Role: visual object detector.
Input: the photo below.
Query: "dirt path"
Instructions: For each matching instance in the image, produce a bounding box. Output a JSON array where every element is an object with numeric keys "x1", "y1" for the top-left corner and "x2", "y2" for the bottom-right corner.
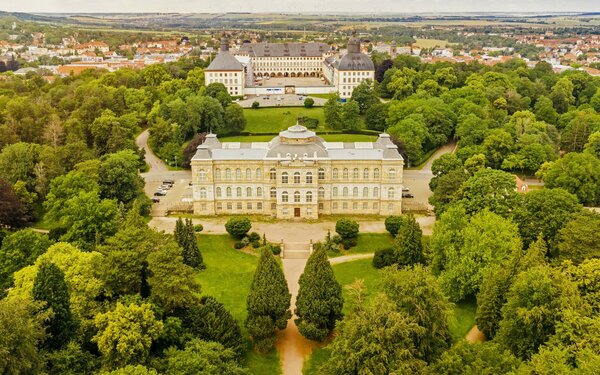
[{"x1": 465, "y1": 325, "x2": 486, "y2": 343}]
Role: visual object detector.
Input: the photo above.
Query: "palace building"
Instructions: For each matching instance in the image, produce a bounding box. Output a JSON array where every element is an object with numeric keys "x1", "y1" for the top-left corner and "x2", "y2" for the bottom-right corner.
[{"x1": 190, "y1": 124, "x2": 404, "y2": 219}]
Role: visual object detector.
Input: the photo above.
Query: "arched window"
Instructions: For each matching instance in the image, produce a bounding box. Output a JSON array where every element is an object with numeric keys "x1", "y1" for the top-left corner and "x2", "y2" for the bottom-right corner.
[
  {"x1": 388, "y1": 188, "x2": 395, "y2": 199},
  {"x1": 373, "y1": 168, "x2": 380, "y2": 179},
  {"x1": 246, "y1": 187, "x2": 252, "y2": 197},
  {"x1": 200, "y1": 188, "x2": 207, "y2": 199},
  {"x1": 343, "y1": 168, "x2": 349, "y2": 180},
  {"x1": 270, "y1": 168, "x2": 276, "y2": 180},
  {"x1": 318, "y1": 168, "x2": 325, "y2": 180},
  {"x1": 226, "y1": 168, "x2": 232, "y2": 180},
  {"x1": 343, "y1": 187, "x2": 349, "y2": 197},
  {"x1": 282, "y1": 191, "x2": 289, "y2": 202},
  {"x1": 373, "y1": 187, "x2": 379, "y2": 197},
  {"x1": 306, "y1": 191, "x2": 313, "y2": 203},
  {"x1": 332, "y1": 168, "x2": 339, "y2": 179},
  {"x1": 215, "y1": 169, "x2": 221, "y2": 179},
  {"x1": 226, "y1": 187, "x2": 232, "y2": 197},
  {"x1": 318, "y1": 187, "x2": 325, "y2": 198},
  {"x1": 256, "y1": 168, "x2": 262, "y2": 180},
  {"x1": 236, "y1": 187, "x2": 242, "y2": 197},
  {"x1": 216, "y1": 187, "x2": 222, "y2": 198},
  {"x1": 389, "y1": 169, "x2": 396, "y2": 180},
  {"x1": 270, "y1": 187, "x2": 276, "y2": 198},
  {"x1": 363, "y1": 168, "x2": 369, "y2": 179},
  {"x1": 353, "y1": 187, "x2": 359, "y2": 197},
  {"x1": 363, "y1": 187, "x2": 369, "y2": 197},
  {"x1": 282, "y1": 172, "x2": 288, "y2": 184},
  {"x1": 294, "y1": 172, "x2": 301, "y2": 184},
  {"x1": 257, "y1": 187, "x2": 263, "y2": 197},
  {"x1": 246, "y1": 168, "x2": 252, "y2": 180},
  {"x1": 353, "y1": 168, "x2": 359, "y2": 179},
  {"x1": 294, "y1": 191, "x2": 301, "y2": 203},
  {"x1": 306, "y1": 172, "x2": 313, "y2": 184},
  {"x1": 199, "y1": 169, "x2": 206, "y2": 181},
  {"x1": 236, "y1": 169, "x2": 241, "y2": 180},
  {"x1": 333, "y1": 187, "x2": 338, "y2": 197}
]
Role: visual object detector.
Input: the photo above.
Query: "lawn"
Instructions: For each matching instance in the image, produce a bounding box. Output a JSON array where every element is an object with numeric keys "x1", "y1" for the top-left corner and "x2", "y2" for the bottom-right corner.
[
  {"x1": 449, "y1": 299, "x2": 477, "y2": 341},
  {"x1": 329, "y1": 233, "x2": 394, "y2": 257},
  {"x1": 195, "y1": 234, "x2": 281, "y2": 374},
  {"x1": 332, "y1": 258, "x2": 384, "y2": 315},
  {"x1": 244, "y1": 107, "x2": 327, "y2": 133},
  {"x1": 308, "y1": 93, "x2": 335, "y2": 100}
]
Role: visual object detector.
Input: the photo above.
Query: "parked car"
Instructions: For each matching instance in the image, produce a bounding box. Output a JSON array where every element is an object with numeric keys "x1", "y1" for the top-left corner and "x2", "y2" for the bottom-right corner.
[
  {"x1": 160, "y1": 184, "x2": 171, "y2": 190},
  {"x1": 402, "y1": 192, "x2": 414, "y2": 198},
  {"x1": 162, "y1": 179, "x2": 174, "y2": 185},
  {"x1": 154, "y1": 190, "x2": 167, "y2": 196},
  {"x1": 151, "y1": 197, "x2": 160, "y2": 203},
  {"x1": 402, "y1": 187, "x2": 410, "y2": 192}
]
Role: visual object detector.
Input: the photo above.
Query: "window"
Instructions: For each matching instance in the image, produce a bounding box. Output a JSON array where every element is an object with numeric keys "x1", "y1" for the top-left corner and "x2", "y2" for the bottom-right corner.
[
  {"x1": 200, "y1": 188, "x2": 207, "y2": 199},
  {"x1": 257, "y1": 187, "x2": 263, "y2": 197},
  {"x1": 363, "y1": 187, "x2": 368, "y2": 197},
  {"x1": 388, "y1": 188, "x2": 395, "y2": 199},
  {"x1": 333, "y1": 187, "x2": 338, "y2": 197},
  {"x1": 307, "y1": 207, "x2": 313, "y2": 215},
  {"x1": 215, "y1": 169, "x2": 221, "y2": 179},
  {"x1": 282, "y1": 191, "x2": 288, "y2": 202},
  {"x1": 318, "y1": 187, "x2": 325, "y2": 198},
  {"x1": 236, "y1": 187, "x2": 242, "y2": 197},
  {"x1": 270, "y1": 187, "x2": 277, "y2": 198},
  {"x1": 343, "y1": 168, "x2": 349, "y2": 180},
  {"x1": 226, "y1": 168, "x2": 231, "y2": 179},
  {"x1": 374, "y1": 202, "x2": 379, "y2": 209},
  {"x1": 246, "y1": 168, "x2": 252, "y2": 180},
  {"x1": 374, "y1": 187, "x2": 379, "y2": 197},
  {"x1": 318, "y1": 168, "x2": 325, "y2": 180},
  {"x1": 374, "y1": 168, "x2": 380, "y2": 179},
  {"x1": 294, "y1": 191, "x2": 301, "y2": 203},
  {"x1": 270, "y1": 168, "x2": 276, "y2": 180},
  {"x1": 199, "y1": 169, "x2": 206, "y2": 181},
  {"x1": 246, "y1": 187, "x2": 252, "y2": 197},
  {"x1": 216, "y1": 202, "x2": 222, "y2": 210},
  {"x1": 333, "y1": 202, "x2": 338, "y2": 209},
  {"x1": 257, "y1": 202, "x2": 263, "y2": 210},
  {"x1": 236, "y1": 169, "x2": 241, "y2": 180},
  {"x1": 353, "y1": 202, "x2": 358, "y2": 210},
  {"x1": 256, "y1": 168, "x2": 262, "y2": 180},
  {"x1": 282, "y1": 172, "x2": 288, "y2": 184},
  {"x1": 306, "y1": 191, "x2": 313, "y2": 203},
  {"x1": 271, "y1": 203, "x2": 276, "y2": 210},
  {"x1": 343, "y1": 202, "x2": 348, "y2": 209},
  {"x1": 363, "y1": 202, "x2": 368, "y2": 209},
  {"x1": 389, "y1": 169, "x2": 396, "y2": 180},
  {"x1": 226, "y1": 187, "x2": 232, "y2": 197},
  {"x1": 247, "y1": 202, "x2": 252, "y2": 210},
  {"x1": 227, "y1": 202, "x2": 232, "y2": 210},
  {"x1": 216, "y1": 187, "x2": 222, "y2": 198},
  {"x1": 319, "y1": 203, "x2": 324, "y2": 210},
  {"x1": 343, "y1": 187, "x2": 349, "y2": 197},
  {"x1": 294, "y1": 172, "x2": 301, "y2": 184},
  {"x1": 332, "y1": 168, "x2": 338, "y2": 179},
  {"x1": 283, "y1": 208, "x2": 288, "y2": 215},
  {"x1": 306, "y1": 172, "x2": 313, "y2": 184},
  {"x1": 353, "y1": 168, "x2": 359, "y2": 179},
  {"x1": 353, "y1": 187, "x2": 359, "y2": 197},
  {"x1": 237, "y1": 202, "x2": 242, "y2": 210},
  {"x1": 363, "y1": 168, "x2": 369, "y2": 179}
]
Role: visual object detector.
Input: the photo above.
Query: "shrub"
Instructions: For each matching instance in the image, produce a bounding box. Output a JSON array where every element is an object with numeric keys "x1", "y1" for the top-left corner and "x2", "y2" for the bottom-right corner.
[
  {"x1": 194, "y1": 224, "x2": 203, "y2": 232},
  {"x1": 304, "y1": 97, "x2": 315, "y2": 108},
  {"x1": 241, "y1": 237, "x2": 250, "y2": 247},
  {"x1": 385, "y1": 215, "x2": 404, "y2": 237},
  {"x1": 248, "y1": 232, "x2": 261, "y2": 242},
  {"x1": 299, "y1": 116, "x2": 319, "y2": 129},
  {"x1": 251, "y1": 241, "x2": 261, "y2": 249},
  {"x1": 335, "y1": 218, "x2": 359, "y2": 239},
  {"x1": 225, "y1": 217, "x2": 252, "y2": 239},
  {"x1": 251, "y1": 101, "x2": 260, "y2": 109},
  {"x1": 373, "y1": 248, "x2": 396, "y2": 269},
  {"x1": 233, "y1": 242, "x2": 245, "y2": 250},
  {"x1": 271, "y1": 245, "x2": 281, "y2": 256},
  {"x1": 341, "y1": 237, "x2": 358, "y2": 250}
]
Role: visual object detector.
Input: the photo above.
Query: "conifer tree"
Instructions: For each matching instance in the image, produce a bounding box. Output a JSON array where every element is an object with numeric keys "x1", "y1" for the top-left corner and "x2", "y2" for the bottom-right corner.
[
  {"x1": 295, "y1": 246, "x2": 343, "y2": 341},
  {"x1": 245, "y1": 248, "x2": 291, "y2": 352},
  {"x1": 182, "y1": 219, "x2": 204, "y2": 269},
  {"x1": 394, "y1": 214, "x2": 424, "y2": 267},
  {"x1": 174, "y1": 217, "x2": 185, "y2": 246},
  {"x1": 32, "y1": 261, "x2": 76, "y2": 350}
]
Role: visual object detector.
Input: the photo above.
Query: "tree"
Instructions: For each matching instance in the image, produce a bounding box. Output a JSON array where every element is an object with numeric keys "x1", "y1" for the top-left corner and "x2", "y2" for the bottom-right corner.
[
  {"x1": 98, "y1": 150, "x2": 144, "y2": 205},
  {"x1": 341, "y1": 100, "x2": 361, "y2": 130},
  {"x1": 175, "y1": 219, "x2": 204, "y2": 269},
  {"x1": 350, "y1": 80, "x2": 378, "y2": 114},
  {"x1": 496, "y1": 266, "x2": 581, "y2": 359},
  {"x1": 385, "y1": 215, "x2": 404, "y2": 236},
  {"x1": 481, "y1": 129, "x2": 514, "y2": 168},
  {"x1": 429, "y1": 170, "x2": 469, "y2": 215},
  {"x1": 561, "y1": 111, "x2": 600, "y2": 153},
  {"x1": 585, "y1": 131, "x2": 600, "y2": 159},
  {"x1": 455, "y1": 168, "x2": 518, "y2": 218},
  {"x1": 295, "y1": 246, "x2": 343, "y2": 341},
  {"x1": 563, "y1": 258, "x2": 600, "y2": 314},
  {"x1": 0, "y1": 229, "x2": 51, "y2": 291},
  {"x1": 0, "y1": 297, "x2": 46, "y2": 374},
  {"x1": 205, "y1": 82, "x2": 232, "y2": 107},
  {"x1": 364, "y1": 102, "x2": 389, "y2": 131},
  {"x1": 393, "y1": 214, "x2": 424, "y2": 267},
  {"x1": 549, "y1": 77, "x2": 575, "y2": 113},
  {"x1": 47, "y1": 341, "x2": 98, "y2": 375},
  {"x1": 0, "y1": 142, "x2": 41, "y2": 190},
  {"x1": 383, "y1": 266, "x2": 453, "y2": 362},
  {"x1": 323, "y1": 94, "x2": 342, "y2": 130},
  {"x1": 335, "y1": 218, "x2": 359, "y2": 239},
  {"x1": 93, "y1": 302, "x2": 163, "y2": 369},
  {"x1": 164, "y1": 339, "x2": 247, "y2": 375},
  {"x1": 225, "y1": 217, "x2": 251, "y2": 239},
  {"x1": 534, "y1": 95, "x2": 558, "y2": 124},
  {"x1": 251, "y1": 101, "x2": 259, "y2": 109},
  {"x1": 557, "y1": 210, "x2": 600, "y2": 264},
  {"x1": 537, "y1": 152, "x2": 600, "y2": 206},
  {"x1": 430, "y1": 341, "x2": 520, "y2": 375},
  {"x1": 0, "y1": 179, "x2": 27, "y2": 228},
  {"x1": 430, "y1": 153, "x2": 463, "y2": 191},
  {"x1": 224, "y1": 103, "x2": 246, "y2": 133},
  {"x1": 103, "y1": 365, "x2": 158, "y2": 375},
  {"x1": 245, "y1": 248, "x2": 291, "y2": 352},
  {"x1": 303, "y1": 97, "x2": 314, "y2": 108},
  {"x1": 182, "y1": 133, "x2": 207, "y2": 168},
  {"x1": 32, "y1": 261, "x2": 76, "y2": 350}
]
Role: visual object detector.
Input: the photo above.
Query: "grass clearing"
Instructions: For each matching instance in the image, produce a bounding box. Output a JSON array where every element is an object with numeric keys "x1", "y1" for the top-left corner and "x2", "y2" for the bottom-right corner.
[
  {"x1": 329, "y1": 233, "x2": 394, "y2": 258},
  {"x1": 195, "y1": 234, "x2": 281, "y2": 374},
  {"x1": 303, "y1": 347, "x2": 332, "y2": 374},
  {"x1": 332, "y1": 258, "x2": 384, "y2": 315},
  {"x1": 449, "y1": 299, "x2": 477, "y2": 341},
  {"x1": 244, "y1": 107, "x2": 327, "y2": 133}
]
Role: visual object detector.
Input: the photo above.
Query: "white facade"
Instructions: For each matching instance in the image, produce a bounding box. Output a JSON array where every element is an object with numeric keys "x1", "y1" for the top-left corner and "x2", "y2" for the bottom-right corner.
[{"x1": 205, "y1": 70, "x2": 245, "y2": 97}]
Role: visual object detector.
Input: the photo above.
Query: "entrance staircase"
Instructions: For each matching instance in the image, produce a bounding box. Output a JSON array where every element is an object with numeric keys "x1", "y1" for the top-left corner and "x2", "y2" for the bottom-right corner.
[{"x1": 281, "y1": 242, "x2": 312, "y2": 259}]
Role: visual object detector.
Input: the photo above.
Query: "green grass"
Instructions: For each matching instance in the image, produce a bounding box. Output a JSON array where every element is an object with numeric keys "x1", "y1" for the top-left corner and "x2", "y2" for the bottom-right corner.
[
  {"x1": 308, "y1": 93, "x2": 335, "y2": 99},
  {"x1": 449, "y1": 299, "x2": 477, "y2": 341},
  {"x1": 220, "y1": 133, "x2": 377, "y2": 143},
  {"x1": 329, "y1": 233, "x2": 394, "y2": 257},
  {"x1": 303, "y1": 347, "x2": 332, "y2": 374},
  {"x1": 195, "y1": 234, "x2": 281, "y2": 374},
  {"x1": 332, "y1": 259, "x2": 384, "y2": 315},
  {"x1": 244, "y1": 107, "x2": 327, "y2": 133}
]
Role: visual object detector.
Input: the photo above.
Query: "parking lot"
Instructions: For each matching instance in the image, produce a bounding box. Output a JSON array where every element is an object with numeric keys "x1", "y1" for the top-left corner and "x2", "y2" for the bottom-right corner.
[{"x1": 237, "y1": 93, "x2": 328, "y2": 108}]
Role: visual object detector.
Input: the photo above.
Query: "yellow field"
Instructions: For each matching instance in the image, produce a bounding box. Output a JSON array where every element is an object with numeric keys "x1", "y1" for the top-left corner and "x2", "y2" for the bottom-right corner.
[{"x1": 414, "y1": 38, "x2": 450, "y2": 48}]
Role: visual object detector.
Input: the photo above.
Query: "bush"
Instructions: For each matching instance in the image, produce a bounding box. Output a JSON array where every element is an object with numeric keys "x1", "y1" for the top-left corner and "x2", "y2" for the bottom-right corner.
[
  {"x1": 332, "y1": 234, "x2": 342, "y2": 244},
  {"x1": 225, "y1": 217, "x2": 252, "y2": 239},
  {"x1": 299, "y1": 116, "x2": 319, "y2": 129},
  {"x1": 233, "y1": 242, "x2": 245, "y2": 250},
  {"x1": 373, "y1": 248, "x2": 396, "y2": 269},
  {"x1": 241, "y1": 237, "x2": 250, "y2": 247},
  {"x1": 248, "y1": 232, "x2": 261, "y2": 242},
  {"x1": 251, "y1": 241, "x2": 261, "y2": 249},
  {"x1": 385, "y1": 216, "x2": 404, "y2": 237},
  {"x1": 335, "y1": 218, "x2": 359, "y2": 239},
  {"x1": 251, "y1": 101, "x2": 260, "y2": 109},
  {"x1": 271, "y1": 245, "x2": 281, "y2": 256},
  {"x1": 194, "y1": 224, "x2": 203, "y2": 232},
  {"x1": 304, "y1": 97, "x2": 315, "y2": 108},
  {"x1": 341, "y1": 237, "x2": 358, "y2": 250}
]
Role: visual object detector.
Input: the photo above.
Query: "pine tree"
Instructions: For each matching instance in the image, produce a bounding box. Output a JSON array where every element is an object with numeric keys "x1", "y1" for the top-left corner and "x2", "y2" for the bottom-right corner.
[
  {"x1": 295, "y1": 246, "x2": 344, "y2": 341},
  {"x1": 181, "y1": 219, "x2": 204, "y2": 269},
  {"x1": 394, "y1": 214, "x2": 424, "y2": 267},
  {"x1": 245, "y1": 247, "x2": 291, "y2": 352},
  {"x1": 32, "y1": 262, "x2": 76, "y2": 350},
  {"x1": 174, "y1": 217, "x2": 185, "y2": 246}
]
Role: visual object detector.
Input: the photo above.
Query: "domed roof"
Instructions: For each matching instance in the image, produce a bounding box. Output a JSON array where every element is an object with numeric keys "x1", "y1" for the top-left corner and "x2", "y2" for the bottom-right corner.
[
  {"x1": 338, "y1": 32, "x2": 374, "y2": 71},
  {"x1": 278, "y1": 124, "x2": 316, "y2": 139}
]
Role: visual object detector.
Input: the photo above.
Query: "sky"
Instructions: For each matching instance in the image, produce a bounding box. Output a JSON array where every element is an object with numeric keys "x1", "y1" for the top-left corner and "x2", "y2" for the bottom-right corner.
[{"x1": 2, "y1": 1, "x2": 599, "y2": 14}]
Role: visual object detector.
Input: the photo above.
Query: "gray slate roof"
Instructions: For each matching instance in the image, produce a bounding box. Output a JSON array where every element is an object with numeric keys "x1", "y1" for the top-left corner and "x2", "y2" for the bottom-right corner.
[
  {"x1": 236, "y1": 42, "x2": 330, "y2": 57},
  {"x1": 206, "y1": 51, "x2": 244, "y2": 71}
]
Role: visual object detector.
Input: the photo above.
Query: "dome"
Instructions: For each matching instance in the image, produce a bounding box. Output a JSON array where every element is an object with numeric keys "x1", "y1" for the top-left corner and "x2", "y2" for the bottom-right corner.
[
  {"x1": 278, "y1": 124, "x2": 316, "y2": 139},
  {"x1": 338, "y1": 32, "x2": 375, "y2": 71}
]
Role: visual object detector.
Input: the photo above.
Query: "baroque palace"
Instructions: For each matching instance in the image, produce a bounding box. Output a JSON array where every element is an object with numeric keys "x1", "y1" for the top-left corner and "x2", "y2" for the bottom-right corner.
[
  {"x1": 204, "y1": 33, "x2": 375, "y2": 98},
  {"x1": 190, "y1": 124, "x2": 404, "y2": 219}
]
